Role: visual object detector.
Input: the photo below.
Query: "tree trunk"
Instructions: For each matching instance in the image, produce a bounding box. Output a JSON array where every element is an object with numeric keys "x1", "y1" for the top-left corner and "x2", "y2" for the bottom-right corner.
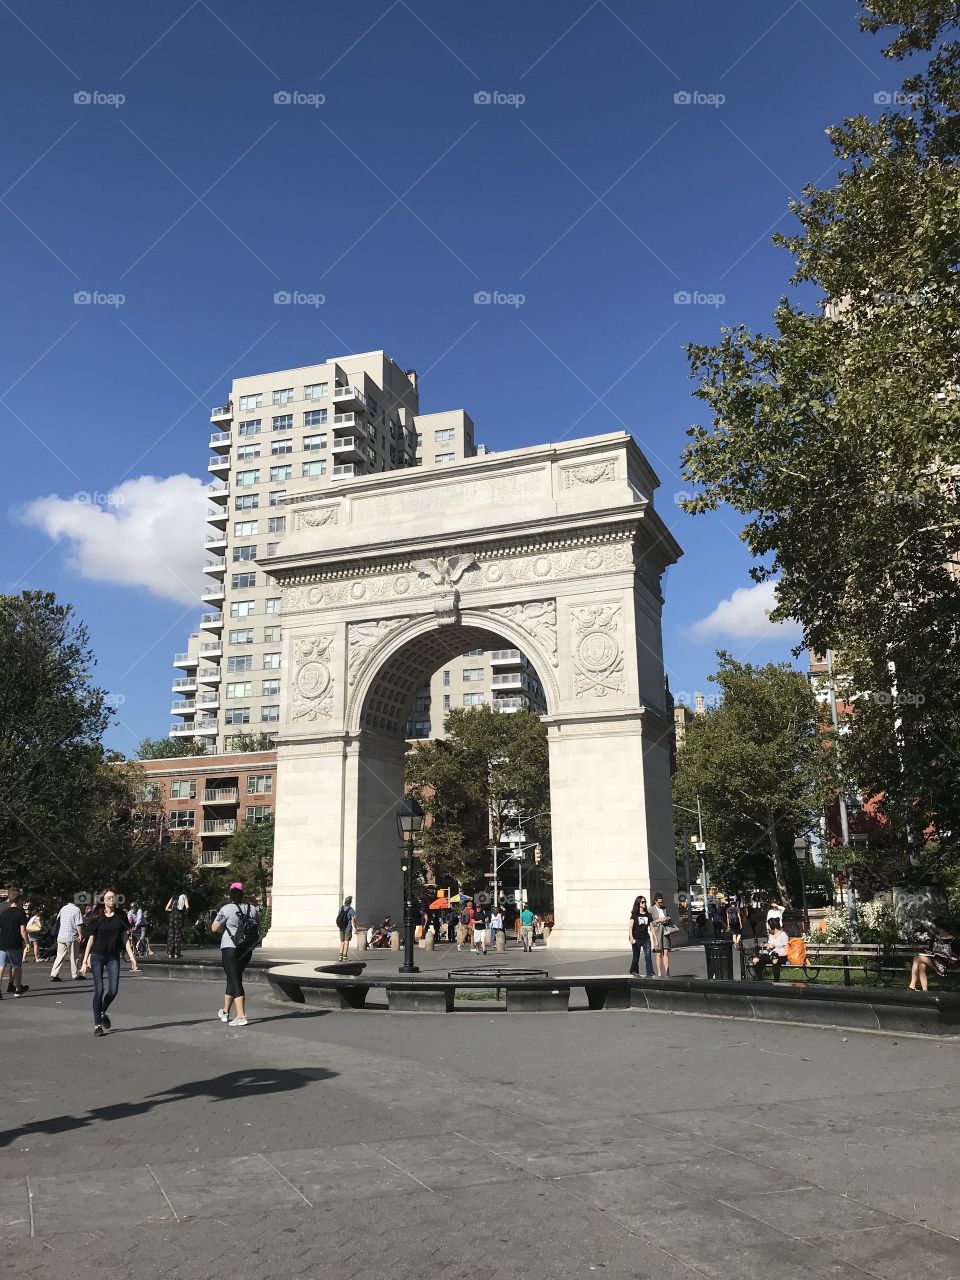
[{"x1": 766, "y1": 808, "x2": 789, "y2": 904}]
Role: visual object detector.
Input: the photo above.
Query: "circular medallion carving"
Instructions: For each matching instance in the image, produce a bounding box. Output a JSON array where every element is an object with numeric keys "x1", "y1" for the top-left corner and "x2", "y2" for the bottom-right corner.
[
  {"x1": 485, "y1": 564, "x2": 503, "y2": 583},
  {"x1": 394, "y1": 575, "x2": 410, "y2": 595},
  {"x1": 533, "y1": 556, "x2": 553, "y2": 578},
  {"x1": 583, "y1": 548, "x2": 604, "y2": 571},
  {"x1": 577, "y1": 631, "x2": 618, "y2": 673},
  {"x1": 350, "y1": 581, "x2": 367, "y2": 600},
  {"x1": 309, "y1": 586, "x2": 324, "y2": 604},
  {"x1": 295, "y1": 661, "x2": 330, "y2": 699}
]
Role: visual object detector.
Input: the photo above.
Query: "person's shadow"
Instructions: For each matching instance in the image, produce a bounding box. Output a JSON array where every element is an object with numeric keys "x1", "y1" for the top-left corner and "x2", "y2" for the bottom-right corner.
[{"x1": 0, "y1": 1067, "x2": 337, "y2": 1149}]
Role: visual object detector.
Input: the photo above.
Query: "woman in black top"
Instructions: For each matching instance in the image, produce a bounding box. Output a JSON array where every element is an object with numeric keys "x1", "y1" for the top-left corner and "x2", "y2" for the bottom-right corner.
[
  {"x1": 628, "y1": 895, "x2": 654, "y2": 977},
  {"x1": 80, "y1": 889, "x2": 139, "y2": 1036}
]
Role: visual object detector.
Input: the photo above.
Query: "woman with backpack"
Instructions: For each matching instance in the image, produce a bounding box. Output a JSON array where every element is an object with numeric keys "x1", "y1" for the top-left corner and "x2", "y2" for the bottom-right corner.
[
  {"x1": 336, "y1": 896, "x2": 356, "y2": 961},
  {"x1": 211, "y1": 882, "x2": 260, "y2": 1027},
  {"x1": 165, "y1": 887, "x2": 190, "y2": 959}
]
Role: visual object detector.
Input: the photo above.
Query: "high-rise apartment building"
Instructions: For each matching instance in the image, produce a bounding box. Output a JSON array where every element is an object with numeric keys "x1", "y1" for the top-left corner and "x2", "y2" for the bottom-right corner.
[{"x1": 170, "y1": 349, "x2": 543, "y2": 763}]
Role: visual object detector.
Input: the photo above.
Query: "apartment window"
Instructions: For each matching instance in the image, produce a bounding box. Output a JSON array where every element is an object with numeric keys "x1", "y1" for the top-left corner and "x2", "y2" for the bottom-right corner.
[
  {"x1": 266, "y1": 542, "x2": 279, "y2": 556},
  {"x1": 435, "y1": 452, "x2": 454, "y2": 464},
  {"x1": 408, "y1": 720, "x2": 431, "y2": 739},
  {"x1": 443, "y1": 694, "x2": 451, "y2": 711},
  {"x1": 269, "y1": 490, "x2": 286, "y2": 507},
  {"x1": 247, "y1": 774, "x2": 274, "y2": 794},
  {"x1": 434, "y1": 428, "x2": 454, "y2": 442},
  {"x1": 272, "y1": 414, "x2": 293, "y2": 432},
  {"x1": 169, "y1": 810, "x2": 195, "y2": 829},
  {"x1": 265, "y1": 597, "x2": 281, "y2": 614},
  {"x1": 270, "y1": 465, "x2": 292, "y2": 483},
  {"x1": 463, "y1": 668, "x2": 484, "y2": 681},
  {"x1": 236, "y1": 443, "x2": 260, "y2": 460},
  {"x1": 304, "y1": 382, "x2": 327, "y2": 400},
  {"x1": 463, "y1": 692, "x2": 485, "y2": 706},
  {"x1": 230, "y1": 600, "x2": 256, "y2": 618},
  {"x1": 271, "y1": 438, "x2": 293, "y2": 455},
  {"x1": 234, "y1": 494, "x2": 259, "y2": 511},
  {"x1": 227, "y1": 655, "x2": 253, "y2": 673},
  {"x1": 261, "y1": 704, "x2": 280, "y2": 723},
  {"x1": 231, "y1": 572, "x2": 256, "y2": 590},
  {"x1": 229, "y1": 627, "x2": 254, "y2": 645},
  {"x1": 238, "y1": 394, "x2": 262, "y2": 412},
  {"x1": 263, "y1": 652, "x2": 281, "y2": 669},
  {"x1": 233, "y1": 520, "x2": 258, "y2": 537},
  {"x1": 263, "y1": 625, "x2": 281, "y2": 642},
  {"x1": 415, "y1": 433, "x2": 423, "y2": 446},
  {"x1": 262, "y1": 678, "x2": 281, "y2": 697},
  {"x1": 267, "y1": 516, "x2": 286, "y2": 533},
  {"x1": 225, "y1": 708, "x2": 251, "y2": 726},
  {"x1": 304, "y1": 409, "x2": 329, "y2": 429},
  {"x1": 226, "y1": 681, "x2": 252, "y2": 698},
  {"x1": 233, "y1": 545, "x2": 257, "y2": 562},
  {"x1": 236, "y1": 469, "x2": 260, "y2": 487},
  {"x1": 272, "y1": 388, "x2": 294, "y2": 406},
  {"x1": 238, "y1": 419, "x2": 261, "y2": 436},
  {"x1": 442, "y1": 670, "x2": 450, "y2": 686},
  {"x1": 171, "y1": 780, "x2": 196, "y2": 800},
  {"x1": 302, "y1": 460, "x2": 326, "y2": 478},
  {"x1": 245, "y1": 804, "x2": 272, "y2": 822},
  {"x1": 303, "y1": 434, "x2": 326, "y2": 451},
  {"x1": 467, "y1": 649, "x2": 483, "y2": 656}
]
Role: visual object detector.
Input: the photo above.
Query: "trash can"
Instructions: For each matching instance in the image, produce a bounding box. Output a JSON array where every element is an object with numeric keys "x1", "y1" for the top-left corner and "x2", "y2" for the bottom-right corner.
[{"x1": 703, "y1": 937, "x2": 734, "y2": 980}]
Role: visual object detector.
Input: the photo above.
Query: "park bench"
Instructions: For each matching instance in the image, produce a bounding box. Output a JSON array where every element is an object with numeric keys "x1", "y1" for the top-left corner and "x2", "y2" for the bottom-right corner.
[{"x1": 743, "y1": 941, "x2": 960, "y2": 988}]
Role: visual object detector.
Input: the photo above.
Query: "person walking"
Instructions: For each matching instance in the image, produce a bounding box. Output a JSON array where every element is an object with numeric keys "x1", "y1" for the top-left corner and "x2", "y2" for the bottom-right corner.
[
  {"x1": 650, "y1": 892, "x2": 672, "y2": 977},
  {"x1": 336, "y1": 895, "x2": 356, "y2": 961},
  {"x1": 489, "y1": 906, "x2": 504, "y2": 949},
  {"x1": 628, "y1": 895, "x2": 654, "y2": 977},
  {"x1": 211, "y1": 882, "x2": 260, "y2": 1027},
  {"x1": 726, "y1": 899, "x2": 743, "y2": 950},
  {"x1": 80, "y1": 889, "x2": 139, "y2": 1035},
  {"x1": 472, "y1": 902, "x2": 488, "y2": 955},
  {"x1": 50, "y1": 897, "x2": 84, "y2": 982},
  {"x1": 519, "y1": 902, "x2": 536, "y2": 953},
  {"x1": 447, "y1": 908, "x2": 458, "y2": 945},
  {"x1": 24, "y1": 904, "x2": 43, "y2": 963},
  {"x1": 165, "y1": 888, "x2": 189, "y2": 959},
  {"x1": 0, "y1": 890, "x2": 29, "y2": 997},
  {"x1": 456, "y1": 904, "x2": 470, "y2": 951}
]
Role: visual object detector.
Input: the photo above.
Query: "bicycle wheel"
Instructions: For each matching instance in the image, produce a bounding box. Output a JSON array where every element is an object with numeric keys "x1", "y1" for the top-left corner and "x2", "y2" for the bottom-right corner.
[{"x1": 799, "y1": 964, "x2": 820, "y2": 982}]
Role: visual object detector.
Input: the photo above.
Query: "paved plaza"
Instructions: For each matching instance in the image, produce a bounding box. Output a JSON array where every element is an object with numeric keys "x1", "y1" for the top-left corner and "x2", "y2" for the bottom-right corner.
[{"x1": 4, "y1": 958, "x2": 960, "y2": 1280}]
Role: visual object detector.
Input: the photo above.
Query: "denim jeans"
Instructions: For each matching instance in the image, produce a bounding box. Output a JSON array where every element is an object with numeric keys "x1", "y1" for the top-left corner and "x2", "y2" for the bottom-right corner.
[
  {"x1": 631, "y1": 937, "x2": 653, "y2": 977},
  {"x1": 91, "y1": 954, "x2": 120, "y2": 1025}
]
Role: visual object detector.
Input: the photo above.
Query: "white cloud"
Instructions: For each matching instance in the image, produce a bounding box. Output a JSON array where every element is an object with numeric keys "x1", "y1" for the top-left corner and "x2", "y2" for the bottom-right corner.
[
  {"x1": 688, "y1": 580, "x2": 801, "y2": 641},
  {"x1": 21, "y1": 474, "x2": 208, "y2": 606}
]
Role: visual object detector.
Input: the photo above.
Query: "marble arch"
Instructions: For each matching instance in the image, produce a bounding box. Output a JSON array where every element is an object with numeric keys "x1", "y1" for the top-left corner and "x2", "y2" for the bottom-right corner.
[{"x1": 260, "y1": 432, "x2": 682, "y2": 951}]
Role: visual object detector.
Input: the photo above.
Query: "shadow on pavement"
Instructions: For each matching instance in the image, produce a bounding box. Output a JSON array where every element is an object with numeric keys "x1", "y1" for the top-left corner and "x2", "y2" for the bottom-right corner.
[{"x1": 0, "y1": 1066, "x2": 338, "y2": 1149}]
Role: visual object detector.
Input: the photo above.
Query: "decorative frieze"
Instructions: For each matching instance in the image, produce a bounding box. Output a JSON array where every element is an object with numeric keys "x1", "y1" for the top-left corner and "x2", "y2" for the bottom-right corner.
[
  {"x1": 295, "y1": 505, "x2": 339, "y2": 530},
  {"x1": 347, "y1": 617, "x2": 412, "y2": 686},
  {"x1": 292, "y1": 634, "x2": 335, "y2": 722},
  {"x1": 570, "y1": 603, "x2": 624, "y2": 698},
  {"x1": 489, "y1": 600, "x2": 558, "y2": 667},
  {"x1": 560, "y1": 459, "x2": 616, "y2": 488}
]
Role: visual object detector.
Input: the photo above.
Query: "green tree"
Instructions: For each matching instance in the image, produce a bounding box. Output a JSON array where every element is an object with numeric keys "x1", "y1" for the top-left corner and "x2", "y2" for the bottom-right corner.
[
  {"x1": 225, "y1": 816, "x2": 274, "y2": 905},
  {"x1": 673, "y1": 655, "x2": 832, "y2": 902},
  {"x1": 405, "y1": 706, "x2": 550, "y2": 893},
  {"x1": 137, "y1": 736, "x2": 208, "y2": 759},
  {"x1": 224, "y1": 733, "x2": 276, "y2": 754},
  {"x1": 680, "y1": 1, "x2": 960, "y2": 855}
]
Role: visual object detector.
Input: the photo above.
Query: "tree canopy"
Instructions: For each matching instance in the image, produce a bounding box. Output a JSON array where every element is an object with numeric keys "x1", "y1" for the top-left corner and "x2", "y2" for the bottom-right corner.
[{"x1": 137, "y1": 735, "x2": 208, "y2": 759}]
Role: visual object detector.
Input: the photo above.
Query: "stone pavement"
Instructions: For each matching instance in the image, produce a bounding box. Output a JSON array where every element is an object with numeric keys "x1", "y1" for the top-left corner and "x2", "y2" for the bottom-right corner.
[{"x1": 3, "y1": 960, "x2": 960, "y2": 1280}]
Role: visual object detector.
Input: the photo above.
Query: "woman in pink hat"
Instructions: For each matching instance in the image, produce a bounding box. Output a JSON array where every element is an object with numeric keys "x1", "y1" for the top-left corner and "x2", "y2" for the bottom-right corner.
[{"x1": 210, "y1": 882, "x2": 260, "y2": 1027}]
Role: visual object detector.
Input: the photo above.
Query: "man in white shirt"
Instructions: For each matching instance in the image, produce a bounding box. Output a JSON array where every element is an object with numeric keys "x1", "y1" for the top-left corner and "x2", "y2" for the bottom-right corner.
[{"x1": 50, "y1": 898, "x2": 84, "y2": 981}]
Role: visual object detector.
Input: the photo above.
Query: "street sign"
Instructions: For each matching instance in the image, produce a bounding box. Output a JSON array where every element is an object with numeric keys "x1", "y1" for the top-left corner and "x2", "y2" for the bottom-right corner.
[
  {"x1": 694, "y1": 841, "x2": 706, "y2": 852},
  {"x1": 483, "y1": 871, "x2": 495, "y2": 878}
]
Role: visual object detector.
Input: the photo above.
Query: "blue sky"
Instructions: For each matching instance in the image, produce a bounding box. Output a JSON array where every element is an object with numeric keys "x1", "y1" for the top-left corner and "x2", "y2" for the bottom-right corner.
[{"x1": 0, "y1": 1, "x2": 899, "y2": 753}]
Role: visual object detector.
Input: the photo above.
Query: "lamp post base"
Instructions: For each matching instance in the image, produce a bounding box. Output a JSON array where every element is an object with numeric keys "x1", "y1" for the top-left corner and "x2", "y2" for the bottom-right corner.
[{"x1": 399, "y1": 963, "x2": 420, "y2": 974}]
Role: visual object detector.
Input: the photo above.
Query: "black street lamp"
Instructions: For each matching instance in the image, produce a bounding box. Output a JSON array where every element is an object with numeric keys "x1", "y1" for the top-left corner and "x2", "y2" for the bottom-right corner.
[
  {"x1": 397, "y1": 797, "x2": 424, "y2": 975},
  {"x1": 793, "y1": 836, "x2": 810, "y2": 933}
]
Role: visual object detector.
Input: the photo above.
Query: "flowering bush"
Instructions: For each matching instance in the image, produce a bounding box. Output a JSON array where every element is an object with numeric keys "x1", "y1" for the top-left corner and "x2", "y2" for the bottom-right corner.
[
  {"x1": 858, "y1": 896, "x2": 900, "y2": 947},
  {"x1": 805, "y1": 908, "x2": 856, "y2": 947}
]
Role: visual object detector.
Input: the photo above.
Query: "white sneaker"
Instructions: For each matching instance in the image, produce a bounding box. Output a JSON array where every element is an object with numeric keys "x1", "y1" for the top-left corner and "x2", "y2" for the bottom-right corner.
[
  {"x1": 217, "y1": 1009, "x2": 228, "y2": 1022},
  {"x1": 229, "y1": 1016, "x2": 248, "y2": 1027}
]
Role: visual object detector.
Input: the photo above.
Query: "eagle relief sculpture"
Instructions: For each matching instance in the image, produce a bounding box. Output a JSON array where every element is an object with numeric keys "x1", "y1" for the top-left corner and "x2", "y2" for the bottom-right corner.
[{"x1": 413, "y1": 554, "x2": 478, "y2": 626}]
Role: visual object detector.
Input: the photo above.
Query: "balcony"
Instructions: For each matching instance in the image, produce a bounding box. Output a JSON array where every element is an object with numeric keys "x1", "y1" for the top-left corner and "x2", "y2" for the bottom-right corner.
[
  {"x1": 333, "y1": 463, "x2": 357, "y2": 478},
  {"x1": 204, "y1": 557, "x2": 226, "y2": 577},
  {"x1": 197, "y1": 692, "x2": 220, "y2": 710},
  {"x1": 332, "y1": 412, "x2": 361, "y2": 431},
  {"x1": 171, "y1": 699, "x2": 195, "y2": 715},
  {"x1": 206, "y1": 532, "x2": 226, "y2": 551},
  {"x1": 203, "y1": 788, "x2": 239, "y2": 804},
  {"x1": 200, "y1": 611, "x2": 223, "y2": 632},
  {"x1": 199, "y1": 641, "x2": 222, "y2": 658},
  {"x1": 172, "y1": 677, "x2": 197, "y2": 693},
  {"x1": 332, "y1": 385, "x2": 366, "y2": 410},
  {"x1": 197, "y1": 666, "x2": 221, "y2": 683},
  {"x1": 201, "y1": 585, "x2": 225, "y2": 603},
  {"x1": 201, "y1": 818, "x2": 237, "y2": 835},
  {"x1": 173, "y1": 651, "x2": 198, "y2": 670},
  {"x1": 490, "y1": 649, "x2": 525, "y2": 666},
  {"x1": 198, "y1": 849, "x2": 230, "y2": 868},
  {"x1": 207, "y1": 481, "x2": 229, "y2": 504},
  {"x1": 207, "y1": 507, "x2": 228, "y2": 529},
  {"x1": 332, "y1": 436, "x2": 364, "y2": 461},
  {"x1": 209, "y1": 430, "x2": 232, "y2": 451},
  {"x1": 492, "y1": 672, "x2": 526, "y2": 691},
  {"x1": 210, "y1": 403, "x2": 232, "y2": 424},
  {"x1": 208, "y1": 455, "x2": 230, "y2": 474},
  {"x1": 170, "y1": 718, "x2": 218, "y2": 736},
  {"x1": 493, "y1": 695, "x2": 530, "y2": 713}
]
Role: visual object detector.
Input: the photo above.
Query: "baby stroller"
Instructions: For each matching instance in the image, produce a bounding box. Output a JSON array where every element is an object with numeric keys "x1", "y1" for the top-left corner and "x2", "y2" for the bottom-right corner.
[{"x1": 37, "y1": 922, "x2": 58, "y2": 962}]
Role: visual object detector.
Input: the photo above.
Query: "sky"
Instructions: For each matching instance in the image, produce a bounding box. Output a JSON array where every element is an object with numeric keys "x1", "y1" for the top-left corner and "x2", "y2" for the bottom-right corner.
[{"x1": 0, "y1": 0, "x2": 903, "y2": 754}]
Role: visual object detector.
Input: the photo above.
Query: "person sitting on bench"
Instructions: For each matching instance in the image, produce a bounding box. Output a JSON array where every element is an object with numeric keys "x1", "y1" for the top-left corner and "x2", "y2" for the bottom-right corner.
[
  {"x1": 909, "y1": 918, "x2": 960, "y2": 992},
  {"x1": 750, "y1": 918, "x2": 790, "y2": 981}
]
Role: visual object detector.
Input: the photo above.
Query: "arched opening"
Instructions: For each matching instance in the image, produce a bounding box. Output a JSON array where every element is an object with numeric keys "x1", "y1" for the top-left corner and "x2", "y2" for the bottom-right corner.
[{"x1": 351, "y1": 618, "x2": 556, "y2": 939}]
